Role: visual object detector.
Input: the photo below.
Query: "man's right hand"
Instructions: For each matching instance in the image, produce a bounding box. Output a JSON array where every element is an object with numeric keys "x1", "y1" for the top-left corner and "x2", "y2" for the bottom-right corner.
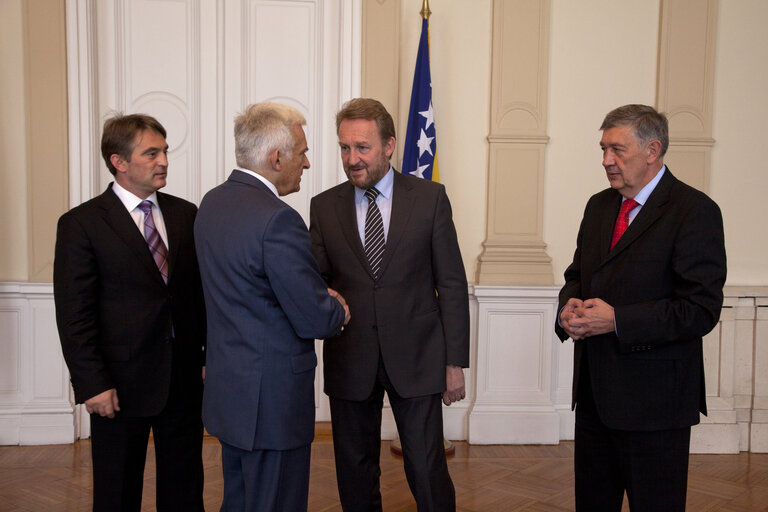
[
  {"x1": 85, "y1": 388, "x2": 120, "y2": 418},
  {"x1": 560, "y1": 297, "x2": 585, "y2": 340},
  {"x1": 328, "y1": 288, "x2": 351, "y2": 325}
]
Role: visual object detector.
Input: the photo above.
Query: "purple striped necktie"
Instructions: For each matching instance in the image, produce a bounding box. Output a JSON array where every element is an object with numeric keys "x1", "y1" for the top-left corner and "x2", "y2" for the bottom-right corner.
[{"x1": 138, "y1": 200, "x2": 168, "y2": 283}]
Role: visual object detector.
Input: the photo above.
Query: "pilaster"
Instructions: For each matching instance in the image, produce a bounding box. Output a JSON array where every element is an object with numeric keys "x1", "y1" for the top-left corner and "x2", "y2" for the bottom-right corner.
[{"x1": 476, "y1": 0, "x2": 553, "y2": 285}]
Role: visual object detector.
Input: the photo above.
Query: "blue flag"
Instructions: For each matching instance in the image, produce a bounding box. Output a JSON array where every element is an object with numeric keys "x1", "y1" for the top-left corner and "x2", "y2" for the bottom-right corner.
[{"x1": 402, "y1": 18, "x2": 438, "y2": 182}]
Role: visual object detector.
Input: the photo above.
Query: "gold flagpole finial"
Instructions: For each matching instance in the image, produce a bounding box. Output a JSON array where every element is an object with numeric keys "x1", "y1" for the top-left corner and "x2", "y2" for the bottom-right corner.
[{"x1": 420, "y1": 0, "x2": 431, "y2": 20}]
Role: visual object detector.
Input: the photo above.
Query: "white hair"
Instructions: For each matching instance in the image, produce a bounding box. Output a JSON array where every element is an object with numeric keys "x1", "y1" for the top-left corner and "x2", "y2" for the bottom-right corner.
[{"x1": 234, "y1": 102, "x2": 306, "y2": 171}]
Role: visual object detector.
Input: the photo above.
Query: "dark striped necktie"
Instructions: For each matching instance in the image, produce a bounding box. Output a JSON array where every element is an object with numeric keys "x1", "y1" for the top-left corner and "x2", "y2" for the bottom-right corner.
[{"x1": 364, "y1": 188, "x2": 385, "y2": 278}]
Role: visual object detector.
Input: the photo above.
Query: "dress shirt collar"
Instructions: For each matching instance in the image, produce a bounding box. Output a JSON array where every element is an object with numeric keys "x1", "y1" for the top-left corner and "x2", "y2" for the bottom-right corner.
[
  {"x1": 234, "y1": 167, "x2": 279, "y2": 197},
  {"x1": 111, "y1": 181, "x2": 161, "y2": 212},
  {"x1": 627, "y1": 164, "x2": 666, "y2": 206}
]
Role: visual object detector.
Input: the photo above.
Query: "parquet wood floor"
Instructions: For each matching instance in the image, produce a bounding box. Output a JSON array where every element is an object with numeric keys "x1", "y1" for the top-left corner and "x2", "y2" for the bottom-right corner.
[{"x1": 1, "y1": 424, "x2": 767, "y2": 511}]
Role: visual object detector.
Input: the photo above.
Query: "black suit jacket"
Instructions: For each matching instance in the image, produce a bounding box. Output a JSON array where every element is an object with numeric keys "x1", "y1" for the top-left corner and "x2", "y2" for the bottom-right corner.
[
  {"x1": 54, "y1": 184, "x2": 205, "y2": 417},
  {"x1": 310, "y1": 171, "x2": 470, "y2": 400},
  {"x1": 556, "y1": 169, "x2": 726, "y2": 431}
]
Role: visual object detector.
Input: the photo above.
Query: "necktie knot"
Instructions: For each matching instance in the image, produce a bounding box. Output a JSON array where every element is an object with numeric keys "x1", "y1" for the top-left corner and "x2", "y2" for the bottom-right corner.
[
  {"x1": 138, "y1": 200, "x2": 154, "y2": 215},
  {"x1": 365, "y1": 187, "x2": 380, "y2": 203}
]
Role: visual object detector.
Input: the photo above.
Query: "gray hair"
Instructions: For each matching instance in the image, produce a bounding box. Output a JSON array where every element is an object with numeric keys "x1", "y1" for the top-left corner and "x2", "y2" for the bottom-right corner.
[
  {"x1": 600, "y1": 104, "x2": 669, "y2": 157},
  {"x1": 234, "y1": 103, "x2": 306, "y2": 170}
]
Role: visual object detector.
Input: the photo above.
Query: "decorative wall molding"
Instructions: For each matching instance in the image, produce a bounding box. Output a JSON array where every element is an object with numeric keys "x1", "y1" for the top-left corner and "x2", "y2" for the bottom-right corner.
[
  {"x1": 2, "y1": 283, "x2": 766, "y2": 449},
  {"x1": 476, "y1": 0, "x2": 553, "y2": 286},
  {"x1": 0, "y1": 283, "x2": 75, "y2": 445},
  {"x1": 468, "y1": 286, "x2": 571, "y2": 444},
  {"x1": 656, "y1": 0, "x2": 718, "y2": 192}
]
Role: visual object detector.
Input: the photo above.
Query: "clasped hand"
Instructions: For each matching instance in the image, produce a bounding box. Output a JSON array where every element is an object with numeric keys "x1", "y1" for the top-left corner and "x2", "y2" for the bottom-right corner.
[{"x1": 560, "y1": 297, "x2": 615, "y2": 340}]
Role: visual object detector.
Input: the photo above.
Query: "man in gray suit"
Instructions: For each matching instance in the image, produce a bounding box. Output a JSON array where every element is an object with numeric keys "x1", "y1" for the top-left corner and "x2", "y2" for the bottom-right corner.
[
  {"x1": 195, "y1": 102, "x2": 350, "y2": 511},
  {"x1": 310, "y1": 98, "x2": 470, "y2": 511}
]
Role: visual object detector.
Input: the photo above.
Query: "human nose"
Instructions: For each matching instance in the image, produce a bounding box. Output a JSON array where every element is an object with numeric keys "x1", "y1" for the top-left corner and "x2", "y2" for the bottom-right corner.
[
  {"x1": 347, "y1": 148, "x2": 361, "y2": 165},
  {"x1": 158, "y1": 151, "x2": 168, "y2": 167},
  {"x1": 303, "y1": 154, "x2": 310, "y2": 169},
  {"x1": 602, "y1": 149, "x2": 614, "y2": 167}
]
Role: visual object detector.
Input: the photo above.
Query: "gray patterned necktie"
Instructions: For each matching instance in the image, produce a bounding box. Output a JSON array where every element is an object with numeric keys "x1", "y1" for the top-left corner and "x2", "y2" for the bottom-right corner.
[{"x1": 364, "y1": 188, "x2": 385, "y2": 278}]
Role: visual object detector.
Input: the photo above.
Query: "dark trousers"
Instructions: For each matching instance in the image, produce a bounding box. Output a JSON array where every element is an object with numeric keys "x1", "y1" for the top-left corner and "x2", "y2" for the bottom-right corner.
[
  {"x1": 329, "y1": 358, "x2": 455, "y2": 512},
  {"x1": 219, "y1": 441, "x2": 311, "y2": 512},
  {"x1": 90, "y1": 394, "x2": 204, "y2": 512},
  {"x1": 89, "y1": 341, "x2": 204, "y2": 512},
  {"x1": 575, "y1": 357, "x2": 691, "y2": 512}
]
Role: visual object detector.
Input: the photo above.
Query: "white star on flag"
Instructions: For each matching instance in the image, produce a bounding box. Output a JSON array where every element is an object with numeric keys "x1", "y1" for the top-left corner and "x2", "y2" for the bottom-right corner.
[
  {"x1": 410, "y1": 163, "x2": 430, "y2": 179},
  {"x1": 416, "y1": 129, "x2": 434, "y2": 158},
  {"x1": 419, "y1": 101, "x2": 434, "y2": 129}
]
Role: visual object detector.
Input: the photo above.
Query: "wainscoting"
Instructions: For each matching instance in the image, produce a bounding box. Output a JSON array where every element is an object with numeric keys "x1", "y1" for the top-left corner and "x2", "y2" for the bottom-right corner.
[{"x1": 1, "y1": 282, "x2": 766, "y2": 454}]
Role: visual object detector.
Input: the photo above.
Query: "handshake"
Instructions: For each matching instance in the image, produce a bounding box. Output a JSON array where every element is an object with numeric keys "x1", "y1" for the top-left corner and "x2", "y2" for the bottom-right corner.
[{"x1": 327, "y1": 288, "x2": 351, "y2": 326}]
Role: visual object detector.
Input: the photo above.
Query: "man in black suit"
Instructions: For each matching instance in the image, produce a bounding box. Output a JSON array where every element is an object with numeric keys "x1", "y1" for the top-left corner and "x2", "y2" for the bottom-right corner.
[
  {"x1": 54, "y1": 114, "x2": 205, "y2": 511},
  {"x1": 556, "y1": 104, "x2": 727, "y2": 512},
  {"x1": 310, "y1": 98, "x2": 470, "y2": 511}
]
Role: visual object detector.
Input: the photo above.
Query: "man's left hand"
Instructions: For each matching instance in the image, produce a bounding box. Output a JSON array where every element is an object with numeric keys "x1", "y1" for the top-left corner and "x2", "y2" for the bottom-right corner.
[{"x1": 442, "y1": 365, "x2": 465, "y2": 406}]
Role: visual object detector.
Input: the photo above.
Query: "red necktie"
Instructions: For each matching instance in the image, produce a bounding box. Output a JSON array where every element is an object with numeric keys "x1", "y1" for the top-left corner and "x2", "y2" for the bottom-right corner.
[{"x1": 610, "y1": 199, "x2": 639, "y2": 250}]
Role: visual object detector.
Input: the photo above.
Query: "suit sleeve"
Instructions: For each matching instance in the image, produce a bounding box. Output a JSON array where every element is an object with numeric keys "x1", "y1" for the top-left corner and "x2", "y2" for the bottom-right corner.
[
  {"x1": 614, "y1": 197, "x2": 726, "y2": 349},
  {"x1": 263, "y1": 206, "x2": 345, "y2": 340},
  {"x1": 309, "y1": 197, "x2": 333, "y2": 286},
  {"x1": 53, "y1": 213, "x2": 113, "y2": 403},
  {"x1": 431, "y1": 186, "x2": 470, "y2": 368},
  {"x1": 555, "y1": 202, "x2": 589, "y2": 342}
]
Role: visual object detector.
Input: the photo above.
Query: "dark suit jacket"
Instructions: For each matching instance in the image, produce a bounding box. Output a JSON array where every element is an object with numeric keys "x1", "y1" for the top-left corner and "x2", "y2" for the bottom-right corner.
[
  {"x1": 194, "y1": 170, "x2": 346, "y2": 452},
  {"x1": 54, "y1": 184, "x2": 206, "y2": 417},
  {"x1": 309, "y1": 170, "x2": 470, "y2": 401},
  {"x1": 555, "y1": 169, "x2": 726, "y2": 431}
]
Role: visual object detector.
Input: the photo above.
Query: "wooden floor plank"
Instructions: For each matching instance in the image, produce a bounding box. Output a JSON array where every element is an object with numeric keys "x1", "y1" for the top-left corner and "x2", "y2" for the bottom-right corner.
[{"x1": 1, "y1": 430, "x2": 768, "y2": 511}]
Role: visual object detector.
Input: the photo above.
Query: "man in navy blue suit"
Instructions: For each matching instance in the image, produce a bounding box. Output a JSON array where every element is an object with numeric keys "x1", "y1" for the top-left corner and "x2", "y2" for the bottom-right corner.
[{"x1": 195, "y1": 102, "x2": 350, "y2": 511}]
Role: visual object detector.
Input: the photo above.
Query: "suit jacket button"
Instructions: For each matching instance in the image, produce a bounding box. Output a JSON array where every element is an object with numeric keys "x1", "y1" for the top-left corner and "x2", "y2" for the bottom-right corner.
[{"x1": 372, "y1": 325, "x2": 378, "y2": 331}]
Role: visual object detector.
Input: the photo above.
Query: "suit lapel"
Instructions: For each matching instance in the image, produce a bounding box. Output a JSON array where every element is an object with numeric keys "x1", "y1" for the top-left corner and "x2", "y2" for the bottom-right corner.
[
  {"x1": 379, "y1": 171, "x2": 415, "y2": 278},
  {"x1": 602, "y1": 170, "x2": 675, "y2": 262},
  {"x1": 600, "y1": 194, "x2": 623, "y2": 258},
  {"x1": 99, "y1": 185, "x2": 164, "y2": 282},
  {"x1": 334, "y1": 183, "x2": 371, "y2": 276}
]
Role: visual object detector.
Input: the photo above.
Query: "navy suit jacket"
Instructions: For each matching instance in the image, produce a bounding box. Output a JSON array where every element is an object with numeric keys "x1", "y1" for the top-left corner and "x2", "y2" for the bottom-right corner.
[
  {"x1": 195, "y1": 170, "x2": 345, "y2": 451},
  {"x1": 54, "y1": 184, "x2": 205, "y2": 417},
  {"x1": 556, "y1": 169, "x2": 727, "y2": 431},
  {"x1": 309, "y1": 170, "x2": 470, "y2": 401}
]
